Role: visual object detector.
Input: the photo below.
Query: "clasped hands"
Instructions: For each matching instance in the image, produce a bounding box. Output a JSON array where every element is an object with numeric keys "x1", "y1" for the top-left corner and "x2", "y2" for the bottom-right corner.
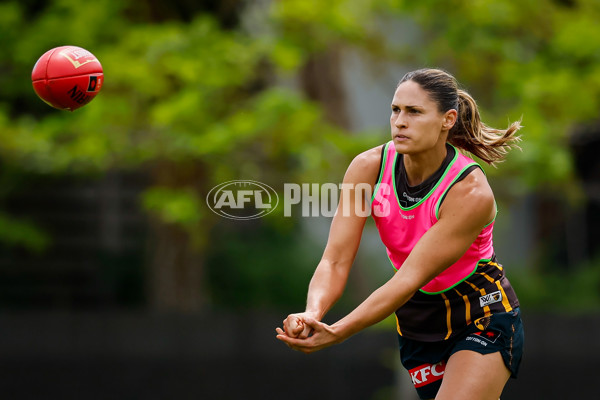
[{"x1": 275, "y1": 313, "x2": 342, "y2": 354}]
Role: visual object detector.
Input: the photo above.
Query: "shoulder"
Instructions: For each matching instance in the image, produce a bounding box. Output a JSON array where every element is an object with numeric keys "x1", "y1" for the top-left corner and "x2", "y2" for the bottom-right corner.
[
  {"x1": 343, "y1": 144, "x2": 385, "y2": 185},
  {"x1": 439, "y1": 167, "x2": 495, "y2": 226}
]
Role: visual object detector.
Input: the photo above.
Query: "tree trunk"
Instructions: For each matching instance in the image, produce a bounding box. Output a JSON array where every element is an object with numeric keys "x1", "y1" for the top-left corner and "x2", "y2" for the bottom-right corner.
[
  {"x1": 299, "y1": 47, "x2": 352, "y2": 130},
  {"x1": 147, "y1": 220, "x2": 205, "y2": 312},
  {"x1": 145, "y1": 161, "x2": 210, "y2": 312}
]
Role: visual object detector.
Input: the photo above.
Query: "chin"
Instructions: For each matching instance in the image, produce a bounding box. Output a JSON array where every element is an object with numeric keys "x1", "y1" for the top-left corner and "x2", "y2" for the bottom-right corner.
[{"x1": 392, "y1": 141, "x2": 411, "y2": 154}]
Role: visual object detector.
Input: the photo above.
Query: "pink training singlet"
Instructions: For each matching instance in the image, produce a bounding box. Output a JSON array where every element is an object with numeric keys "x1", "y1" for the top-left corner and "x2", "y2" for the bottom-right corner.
[{"x1": 371, "y1": 141, "x2": 495, "y2": 294}]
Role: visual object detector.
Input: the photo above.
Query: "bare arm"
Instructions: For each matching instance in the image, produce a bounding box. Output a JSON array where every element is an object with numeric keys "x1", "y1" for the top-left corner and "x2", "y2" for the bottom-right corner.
[
  {"x1": 279, "y1": 146, "x2": 382, "y2": 336},
  {"x1": 278, "y1": 168, "x2": 497, "y2": 352}
]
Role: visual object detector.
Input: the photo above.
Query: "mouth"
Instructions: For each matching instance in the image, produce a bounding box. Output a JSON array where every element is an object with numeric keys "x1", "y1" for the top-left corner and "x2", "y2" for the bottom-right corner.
[{"x1": 394, "y1": 134, "x2": 409, "y2": 140}]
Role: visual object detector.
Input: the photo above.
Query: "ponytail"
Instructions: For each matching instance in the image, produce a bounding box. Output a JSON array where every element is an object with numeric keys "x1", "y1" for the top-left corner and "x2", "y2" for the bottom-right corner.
[
  {"x1": 448, "y1": 90, "x2": 522, "y2": 165},
  {"x1": 399, "y1": 69, "x2": 522, "y2": 166}
]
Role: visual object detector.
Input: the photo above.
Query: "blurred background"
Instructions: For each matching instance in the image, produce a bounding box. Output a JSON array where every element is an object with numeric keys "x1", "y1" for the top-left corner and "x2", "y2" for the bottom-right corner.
[{"x1": 1, "y1": 0, "x2": 599, "y2": 398}]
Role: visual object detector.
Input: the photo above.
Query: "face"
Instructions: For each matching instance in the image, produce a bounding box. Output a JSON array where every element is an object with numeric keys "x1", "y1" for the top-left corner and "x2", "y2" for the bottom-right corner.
[{"x1": 390, "y1": 80, "x2": 456, "y2": 155}]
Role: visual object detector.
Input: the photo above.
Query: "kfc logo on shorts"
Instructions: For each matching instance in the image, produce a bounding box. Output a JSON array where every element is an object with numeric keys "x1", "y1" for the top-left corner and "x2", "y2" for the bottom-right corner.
[
  {"x1": 408, "y1": 361, "x2": 446, "y2": 388},
  {"x1": 473, "y1": 330, "x2": 501, "y2": 344}
]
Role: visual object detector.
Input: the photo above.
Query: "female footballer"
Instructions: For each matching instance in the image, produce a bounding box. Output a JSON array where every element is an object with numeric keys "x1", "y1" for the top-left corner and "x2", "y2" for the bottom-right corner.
[{"x1": 276, "y1": 68, "x2": 524, "y2": 400}]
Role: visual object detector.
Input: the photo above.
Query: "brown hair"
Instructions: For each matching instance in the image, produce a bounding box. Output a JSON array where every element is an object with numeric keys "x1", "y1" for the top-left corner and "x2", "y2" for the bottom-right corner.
[{"x1": 398, "y1": 68, "x2": 521, "y2": 165}]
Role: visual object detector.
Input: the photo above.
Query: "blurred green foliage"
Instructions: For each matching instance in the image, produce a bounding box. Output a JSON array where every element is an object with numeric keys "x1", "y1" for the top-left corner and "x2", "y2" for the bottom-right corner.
[
  {"x1": 206, "y1": 222, "x2": 321, "y2": 310},
  {"x1": 0, "y1": 212, "x2": 49, "y2": 252},
  {"x1": 0, "y1": 0, "x2": 599, "y2": 309},
  {"x1": 509, "y1": 256, "x2": 600, "y2": 312},
  {"x1": 381, "y1": 0, "x2": 600, "y2": 191}
]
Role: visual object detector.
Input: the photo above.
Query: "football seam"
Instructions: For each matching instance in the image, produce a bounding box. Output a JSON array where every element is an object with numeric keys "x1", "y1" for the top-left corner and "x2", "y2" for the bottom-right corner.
[
  {"x1": 32, "y1": 73, "x2": 103, "y2": 82},
  {"x1": 40, "y1": 47, "x2": 67, "y2": 108},
  {"x1": 34, "y1": 70, "x2": 103, "y2": 80}
]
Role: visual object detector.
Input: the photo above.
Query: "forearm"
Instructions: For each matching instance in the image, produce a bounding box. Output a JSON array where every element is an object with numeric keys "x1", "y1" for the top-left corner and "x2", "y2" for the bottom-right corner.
[
  {"x1": 331, "y1": 273, "x2": 417, "y2": 341},
  {"x1": 276, "y1": 268, "x2": 419, "y2": 353},
  {"x1": 328, "y1": 210, "x2": 485, "y2": 341},
  {"x1": 304, "y1": 259, "x2": 351, "y2": 320}
]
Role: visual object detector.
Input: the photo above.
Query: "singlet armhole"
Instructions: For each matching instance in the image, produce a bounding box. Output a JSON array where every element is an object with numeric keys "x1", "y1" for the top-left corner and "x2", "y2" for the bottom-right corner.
[
  {"x1": 437, "y1": 164, "x2": 482, "y2": 211},
  {"x1": 374, "y1": 144, "x2": 386, "y2": 186}
]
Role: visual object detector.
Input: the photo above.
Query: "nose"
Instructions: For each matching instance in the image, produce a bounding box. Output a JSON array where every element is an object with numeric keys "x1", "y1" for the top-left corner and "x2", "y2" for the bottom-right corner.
[{"x1": 393, "y1": 112, "x2": 407, "y2": 129}]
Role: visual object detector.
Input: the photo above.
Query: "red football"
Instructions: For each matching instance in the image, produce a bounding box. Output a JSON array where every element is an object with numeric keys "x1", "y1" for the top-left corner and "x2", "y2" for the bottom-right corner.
[{"x1": 31, "y1": 46, "x2": 103, "y2": 111}]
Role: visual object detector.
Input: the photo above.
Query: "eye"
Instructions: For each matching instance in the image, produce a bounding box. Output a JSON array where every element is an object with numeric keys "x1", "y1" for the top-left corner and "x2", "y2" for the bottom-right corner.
[
  {"x1": 407, "y1": 108, "x2": 421, "y2": 114},
  {"x1": 391, "y1": 106, "x2": 400, "y2": 113}
]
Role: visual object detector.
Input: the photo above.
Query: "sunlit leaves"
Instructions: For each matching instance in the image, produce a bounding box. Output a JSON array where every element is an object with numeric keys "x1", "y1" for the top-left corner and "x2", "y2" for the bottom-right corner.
[{"x1": 381, "y1": 0, "x2": 600, "y2": 189}]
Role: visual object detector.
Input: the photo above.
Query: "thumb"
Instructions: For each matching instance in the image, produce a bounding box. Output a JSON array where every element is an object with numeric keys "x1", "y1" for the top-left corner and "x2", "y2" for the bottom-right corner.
[
  {"x1": 301, "y1": 316, "x2": 322, "y2": 329},
  {"x1": 289, "y1": 316, "x2": 305, "y2": 336}
]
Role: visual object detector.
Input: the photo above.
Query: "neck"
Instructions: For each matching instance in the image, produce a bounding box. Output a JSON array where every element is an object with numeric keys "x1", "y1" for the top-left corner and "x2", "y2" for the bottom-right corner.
[{"x1": 403, "y1": 142, "x2": 448, "y2": 186}]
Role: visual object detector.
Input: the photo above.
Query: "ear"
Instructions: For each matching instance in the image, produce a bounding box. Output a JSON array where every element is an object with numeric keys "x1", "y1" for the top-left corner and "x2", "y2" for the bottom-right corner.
[{"x1": 442, "y1": 109, "x2": 457, "y2": 131}]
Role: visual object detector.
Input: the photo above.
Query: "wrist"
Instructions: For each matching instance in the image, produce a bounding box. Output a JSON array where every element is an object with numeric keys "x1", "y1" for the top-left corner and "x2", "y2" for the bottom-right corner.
[
  {"x1": 304, "y1": 309, "x2": 323, "y2": 321},
  {"x1": 330, "y1": 320, "x2": 352, "y2": 344}
]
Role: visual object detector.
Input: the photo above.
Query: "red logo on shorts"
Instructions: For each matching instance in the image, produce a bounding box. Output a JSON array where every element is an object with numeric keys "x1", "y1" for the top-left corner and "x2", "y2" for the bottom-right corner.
[
  {"x1": 408, "y1": 361, "x2": 446, "y2": 388},
  {"x1": 472, "y1": 330, "x2": 501, "y2": 344}
]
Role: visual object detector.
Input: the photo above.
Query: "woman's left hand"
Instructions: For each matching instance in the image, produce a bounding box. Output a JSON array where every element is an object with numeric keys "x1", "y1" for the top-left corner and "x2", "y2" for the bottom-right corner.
[{"x1": 275, "y1": 317, "x2": 343, "y2": 354}]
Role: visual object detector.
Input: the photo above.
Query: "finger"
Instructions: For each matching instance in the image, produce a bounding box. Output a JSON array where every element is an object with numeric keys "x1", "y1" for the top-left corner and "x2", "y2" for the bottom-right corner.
[
  {"x1": 276, "y1": 334, "x2": 297, "y2": 349},
  {"x1": 283, "y1": 315, "x2": 304, "y2": 338},
  {"x1": 275, "y1": 332, "x2": 293, "y2": 349},
  {"x1": 300, "y1": 316, "x2": 322, "y2": 329},
  {"x1": 276, "y1": 333, "x2": 305, "y2": 347},
  {"x1": 290, "y1": 319, "x2": 304, "y2": 336},
  {"x1": 276, "y1": 334, "x2": 318, "y2": 354},
  {"x1": 298, "y1": 324, "x2": 313, "y2": 339}
]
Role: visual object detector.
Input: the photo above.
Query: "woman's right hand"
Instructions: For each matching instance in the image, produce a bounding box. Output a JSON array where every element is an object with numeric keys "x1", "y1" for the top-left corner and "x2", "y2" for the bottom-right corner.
[
  {"x1": 280, "y1": 313, "x2": 316, "y2": 339},
  {"x1": 277, "y1": 147, "x2": 381, "y2": 346}
]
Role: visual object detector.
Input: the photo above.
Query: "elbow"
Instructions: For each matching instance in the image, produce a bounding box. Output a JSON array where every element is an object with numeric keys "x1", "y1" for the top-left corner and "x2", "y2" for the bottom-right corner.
[
  {"x1": 391, "y1": 269, "x2": 430, "y2": 299},
  {"x1": 319, "y1": 255, "x2": 353, "y2": 275}
]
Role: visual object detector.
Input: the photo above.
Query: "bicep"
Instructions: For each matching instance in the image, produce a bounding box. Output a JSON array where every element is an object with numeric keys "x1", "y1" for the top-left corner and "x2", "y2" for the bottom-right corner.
[
  {"x1": 320, "y1": 147, "x2": 381, "y2": 266},
  {"x1": 321, "y1": 190, "x2": 368, "y2": 264}
]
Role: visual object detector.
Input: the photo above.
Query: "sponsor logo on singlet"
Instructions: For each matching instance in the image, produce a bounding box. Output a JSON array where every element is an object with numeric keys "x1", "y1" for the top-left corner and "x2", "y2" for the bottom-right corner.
[
  {"x1": 479, "y1": 290, "x2": 502, "y2": 307},
  {"x1": 408, "y1": 361, "x2": 446, "y2": 388},
  {"x1": 399, "y1": 212, "x2": 414, "y2": 220}
]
